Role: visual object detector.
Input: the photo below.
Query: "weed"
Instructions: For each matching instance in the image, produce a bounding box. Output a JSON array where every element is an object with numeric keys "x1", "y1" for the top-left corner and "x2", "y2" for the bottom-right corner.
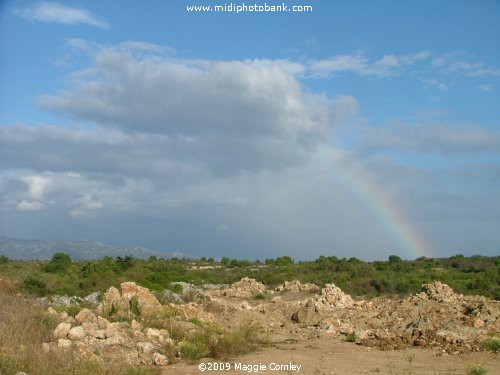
[
  {"x1": 481, "y1": 335, "x2": 500, "y2": 352},
  {"x1": 467, "y1": 363, "x2": 487, "y2": 375},
  {"x1": 54, "y1": 304, "x2": 81, "y2": 317},
  {"x1": 188, "y1": 317, "x2": 202, "y2": 326},
  {"x1": 346, "y1": 332, "x2": 357, "y2": 342},
  {"x1": 254, "y1": 293, "x2": 266, "y2": 300},
  {"x1": 404, "y1": 350, "x2": 415, "y2": 374},
  {"x1": 130, "y1": 296, "x2": 140, "y2": 316}
]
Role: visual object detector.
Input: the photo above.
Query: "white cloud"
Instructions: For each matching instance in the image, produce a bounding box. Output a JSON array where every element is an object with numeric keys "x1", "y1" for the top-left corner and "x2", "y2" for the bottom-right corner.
[
  {"x1": 12, "y1": 2, "x2": 108, "y2": 29},
  {"x1": 478, "y1": 84, "x2": 493, "y2": 92},
  {"x1": 432, "y1": 52, "x2": 500, "y2": 78},
  {"x1": 358, "y1": 123, "x2": 500, "y2": 155},
  {"x1": 2, "y1": 42, "x2": 499, "y2": 259},
  {"x1": 36, "y1": 46, "x2": 359, "y2": 174},
  {"x1": 16, "y1": 200, "x2": 44, "y2": 211},
  {"x1": 306, "y1": 51, "x2": 431, "y2": 78}
]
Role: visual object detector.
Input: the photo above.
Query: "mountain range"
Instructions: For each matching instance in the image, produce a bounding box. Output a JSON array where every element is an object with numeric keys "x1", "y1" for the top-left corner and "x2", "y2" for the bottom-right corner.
[{"x1": 0, "y1": 237, "x2": 177, "y2": 260}]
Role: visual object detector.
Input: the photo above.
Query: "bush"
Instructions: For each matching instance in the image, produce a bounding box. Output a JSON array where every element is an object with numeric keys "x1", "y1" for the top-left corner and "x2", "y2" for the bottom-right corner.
[
  {"x1": 23, "y1": 276, "x2": 48, "y2": 296},
  {"x1": 346, "y1": 332, "x2": 357, "y2": 342},
  {"x1": 482, "y1": 336, "x2": 500, "y2": 352},
  {"x1": 210, "y1": 321, "x2": 267, "y2": 359},
  {"x1": 467, "y1": 364, "x2": 487, "y2": 375},
  {"x1": 44, "y1": 252, "x2": 72, "y2": 273}
]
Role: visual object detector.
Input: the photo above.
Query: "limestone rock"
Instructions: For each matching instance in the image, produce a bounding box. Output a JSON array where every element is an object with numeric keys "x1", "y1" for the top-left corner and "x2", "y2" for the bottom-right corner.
[
  {"x1": 68, "y1": 326, "x2": 85, "y2": 340},
  {"x1": 53, "y1": 322, "x2": 71, "y2": 339},
  {"x1": 57, "y1": 338, "x2": 72, "y2": 348},
  {"x1": 75, "y1": 308, "x2": 97, "y2": 324},
  {"x1": 276, "y1": 280, "x2": 320, "y2": 293},
  {"x1": 152, "y1": 352, "x2": 168, "y2": 366},
  {"x1": 136, "y1": 341, "x2": 155, "y2": 354}
]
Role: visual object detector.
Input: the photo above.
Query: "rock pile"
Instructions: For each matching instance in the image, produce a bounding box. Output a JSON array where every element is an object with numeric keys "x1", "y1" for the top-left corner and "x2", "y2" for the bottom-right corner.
[
  {"x1": 276, "y1": 280, "x2": 320, "y2": 293},
  {"x1": 49, "y1": 307, "x2": 172, "y2": 366},
  {"x1": 292, "y1": 281, "x2": 500, "y2": 353},
  {"x1": 208, "y1": 277, "x2": 266, "y2": 298},
  {"x1": 410, "y1": 281, "x2": 461, "y2": 304},
  {"x1": 97, "y1": 282, "x2": 161, "y2": 320},
  {"x1": 291, "y1": 283, "x2": 354, "y2": 326}
]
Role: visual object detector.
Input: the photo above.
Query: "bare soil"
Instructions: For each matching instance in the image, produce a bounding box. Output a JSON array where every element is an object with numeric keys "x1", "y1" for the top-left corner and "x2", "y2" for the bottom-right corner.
[{"x1": 166, "y1": 336, "x2": 499, "y2": 375}]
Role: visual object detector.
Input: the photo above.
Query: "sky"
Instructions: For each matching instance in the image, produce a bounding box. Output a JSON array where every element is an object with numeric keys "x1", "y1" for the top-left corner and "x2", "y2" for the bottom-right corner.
[{"x1": 1, "y1": 0, "x2": 499, "y2": 261}]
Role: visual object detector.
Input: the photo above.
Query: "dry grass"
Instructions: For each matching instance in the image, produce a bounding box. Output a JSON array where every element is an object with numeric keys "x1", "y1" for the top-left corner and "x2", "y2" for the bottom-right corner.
[{"x1": 0, "y1": 276, "x2": 147, "y2": 375}]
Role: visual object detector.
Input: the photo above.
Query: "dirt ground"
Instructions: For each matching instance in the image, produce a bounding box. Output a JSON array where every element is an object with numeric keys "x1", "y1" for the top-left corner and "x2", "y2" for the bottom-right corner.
[{"x1": 165, "y1": 336, "x2": 499, "y2": 375}]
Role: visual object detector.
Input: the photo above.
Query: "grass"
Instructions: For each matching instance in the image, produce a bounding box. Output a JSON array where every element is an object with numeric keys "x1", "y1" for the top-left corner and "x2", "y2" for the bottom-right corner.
[
  {"x1": 467, "y1": 363, "x2": 487, "y2": 375},
  {"x1": 179, "y1": 321, "x2": 267, "y2": 361},
  {"x1": 481, "y1": 335, "x2": 500, "y2": 352},
  {"x1": 346, "y1": 332, "x2": 357, "y2": 343},
  {"x1": 0, "y1": 276, "x2": 152, "y2": 375}
]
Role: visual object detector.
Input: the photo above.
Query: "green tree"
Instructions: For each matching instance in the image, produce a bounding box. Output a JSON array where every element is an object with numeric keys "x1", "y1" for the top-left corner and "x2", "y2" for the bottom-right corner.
[
  {"x1": 44, "y1": 252, "x2": 72, "y2": 273},
  {"x1": 275, "y1": 256, "x2": 294, "y2": 266},
  {"x1": 388, "y1": 255, "x2": 402, "y2": 264},
  {"x1": 116, "y1": 255, "x2": 134, "y2": 270}
]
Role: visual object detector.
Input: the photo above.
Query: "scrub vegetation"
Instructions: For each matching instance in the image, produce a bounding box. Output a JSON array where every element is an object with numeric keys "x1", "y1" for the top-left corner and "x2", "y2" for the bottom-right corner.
[{"x1": 0, "y1": 253, "x2": 498, "y2": 299}]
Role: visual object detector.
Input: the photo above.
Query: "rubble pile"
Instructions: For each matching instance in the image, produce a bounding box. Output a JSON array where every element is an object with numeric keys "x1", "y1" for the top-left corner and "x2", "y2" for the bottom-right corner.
[
  {"x1": 292, "y1": 281, "x2": 500, "y2": 353},
  {"x1": 207, "y1": 277, "x2": 266, "y2": 298},
  {"x1": 97, "y1": 282, "x2": 161, "y2": 320},
  {"x1": 276, "y1": 280, "x2": 320, "y2": 293},
  {"x1": 49, "y1": 307, "x2": 172, "y2": 365},
  {"x1": 38, "y1": 278, "x2": 499, "y2": 368}
]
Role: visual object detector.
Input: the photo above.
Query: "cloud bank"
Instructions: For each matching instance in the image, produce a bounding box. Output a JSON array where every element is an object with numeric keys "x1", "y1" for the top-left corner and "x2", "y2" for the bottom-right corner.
[
  {"x1": 1, "y1": 42, "x2": 499, "y2": 259},
  {"x1": 12, "y1": 2, "x2": 108, "y2": 28}
]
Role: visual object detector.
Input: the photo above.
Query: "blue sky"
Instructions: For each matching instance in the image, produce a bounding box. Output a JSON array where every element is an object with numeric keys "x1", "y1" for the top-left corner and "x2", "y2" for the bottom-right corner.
[{"x1": 1, "y1": 1, "x2": 499, "y2": 260}]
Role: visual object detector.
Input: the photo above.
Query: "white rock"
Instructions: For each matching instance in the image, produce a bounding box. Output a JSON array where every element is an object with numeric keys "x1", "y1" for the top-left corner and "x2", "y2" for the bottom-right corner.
[
  {"x1": 47, "y1": 307, "x2": 57, "y2": 315},
  {"x1": 152, "y1": 352, "x2": 168, "y2": 366},
  {"x1": 144, "y1": 327, "x2": 162, "y2": 338},
  {"x1": 75, "y1": 308, "x2": 97, "y2": 324},
  {"x1": 42, "y1": 342, "x2": 50, "y2": 353},
  {"x1": 104, "y1": 335, "x2": 125, "y2": 346},
  {"x1": 136, "y1": 341, "x2": 155, "y2": 354},
  {"x1": 82, "y1": 322, "x2": 98, "y2": 336},
  {"x1": 92, "y1": 329, "x2": 106, "y2": 339},
  {"x1": 131, "y1": 319, "x2": 142, "y2": 331},
  {"x1": 53, "y1": 322, "x2": 71, "y2": 339},
  {"x1": 68, "y1": 326, "x2": 85, "y2": 340},
  {"x1": 57, "y1": 338, "x2": 72, "y2": 348}
]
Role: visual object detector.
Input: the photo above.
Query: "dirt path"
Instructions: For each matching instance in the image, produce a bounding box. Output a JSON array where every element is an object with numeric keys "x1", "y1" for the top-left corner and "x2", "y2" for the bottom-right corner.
[{"x1": 162, "y1": 337, "x2": 499, "y2": 375}]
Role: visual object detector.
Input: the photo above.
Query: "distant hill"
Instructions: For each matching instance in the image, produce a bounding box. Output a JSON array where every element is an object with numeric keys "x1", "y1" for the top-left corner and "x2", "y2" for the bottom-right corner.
[{"x1": 0, "y1": 237, "x2": 168, "y2": 260}]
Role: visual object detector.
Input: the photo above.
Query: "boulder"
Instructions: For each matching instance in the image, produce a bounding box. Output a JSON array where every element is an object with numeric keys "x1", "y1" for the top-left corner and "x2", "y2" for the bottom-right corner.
[
  {"x1": 276, "y1": 280, "x2": 320, "y2": 293},
  {"x1": 57, "y1": 338, "x2": 72, "y2": 349},
  {"x1": 98, "y1": 282, "x2": 161, "y2": 319},
  {"x1": 67, "y1": 326, "x2": 85, "y2": 340},
  {"x1": 75, "y1": 308, "x2": 97, "y2": 324},
  {"x1": 152, "y1": 352, "x2": 168, "y2": 366},
  {"x1": 136, "y1": 341, "x2": 155, "y2": 354},
  {"x1": 53, "y1": 322, "x2": 71, "y2": 339}
]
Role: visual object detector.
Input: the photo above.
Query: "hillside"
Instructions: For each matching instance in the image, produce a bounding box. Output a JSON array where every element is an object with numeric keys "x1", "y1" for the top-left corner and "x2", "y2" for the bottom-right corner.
[{"x1": 0, "y1": 237, "x2": 164, "y2": 260}]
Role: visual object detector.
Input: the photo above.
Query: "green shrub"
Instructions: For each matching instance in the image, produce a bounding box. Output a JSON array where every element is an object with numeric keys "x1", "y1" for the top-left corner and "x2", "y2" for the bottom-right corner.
[
  {"x1": 346, "y1": 332, "x2": 357, "y2": 342},
  {"x1": 23, "y1": 276, "x2": 48, "y2": 296},
  {"x1": 467, "y1": 364, "x2": 487, "y2": 375},
  {"x1": 210, "y1": 321, "x2": 267, "y2": 359},
  {"x1": 482, "y1": 335, "x2": 500, "y2": 352},
  {"x1": 180, "y1": 340, "x2": 210, "y2": 361},
  {"x1": 44, "y1": 252, "x2": 72, "y2": 273},
  {"x1": 189, "y1": 317, "x2": 202, "y2": 326}
]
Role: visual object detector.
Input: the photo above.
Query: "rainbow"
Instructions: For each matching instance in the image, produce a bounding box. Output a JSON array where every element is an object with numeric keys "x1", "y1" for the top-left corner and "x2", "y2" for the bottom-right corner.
[{"x1": 325, "y1": 151, "x2": 433, "y2": 259}]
